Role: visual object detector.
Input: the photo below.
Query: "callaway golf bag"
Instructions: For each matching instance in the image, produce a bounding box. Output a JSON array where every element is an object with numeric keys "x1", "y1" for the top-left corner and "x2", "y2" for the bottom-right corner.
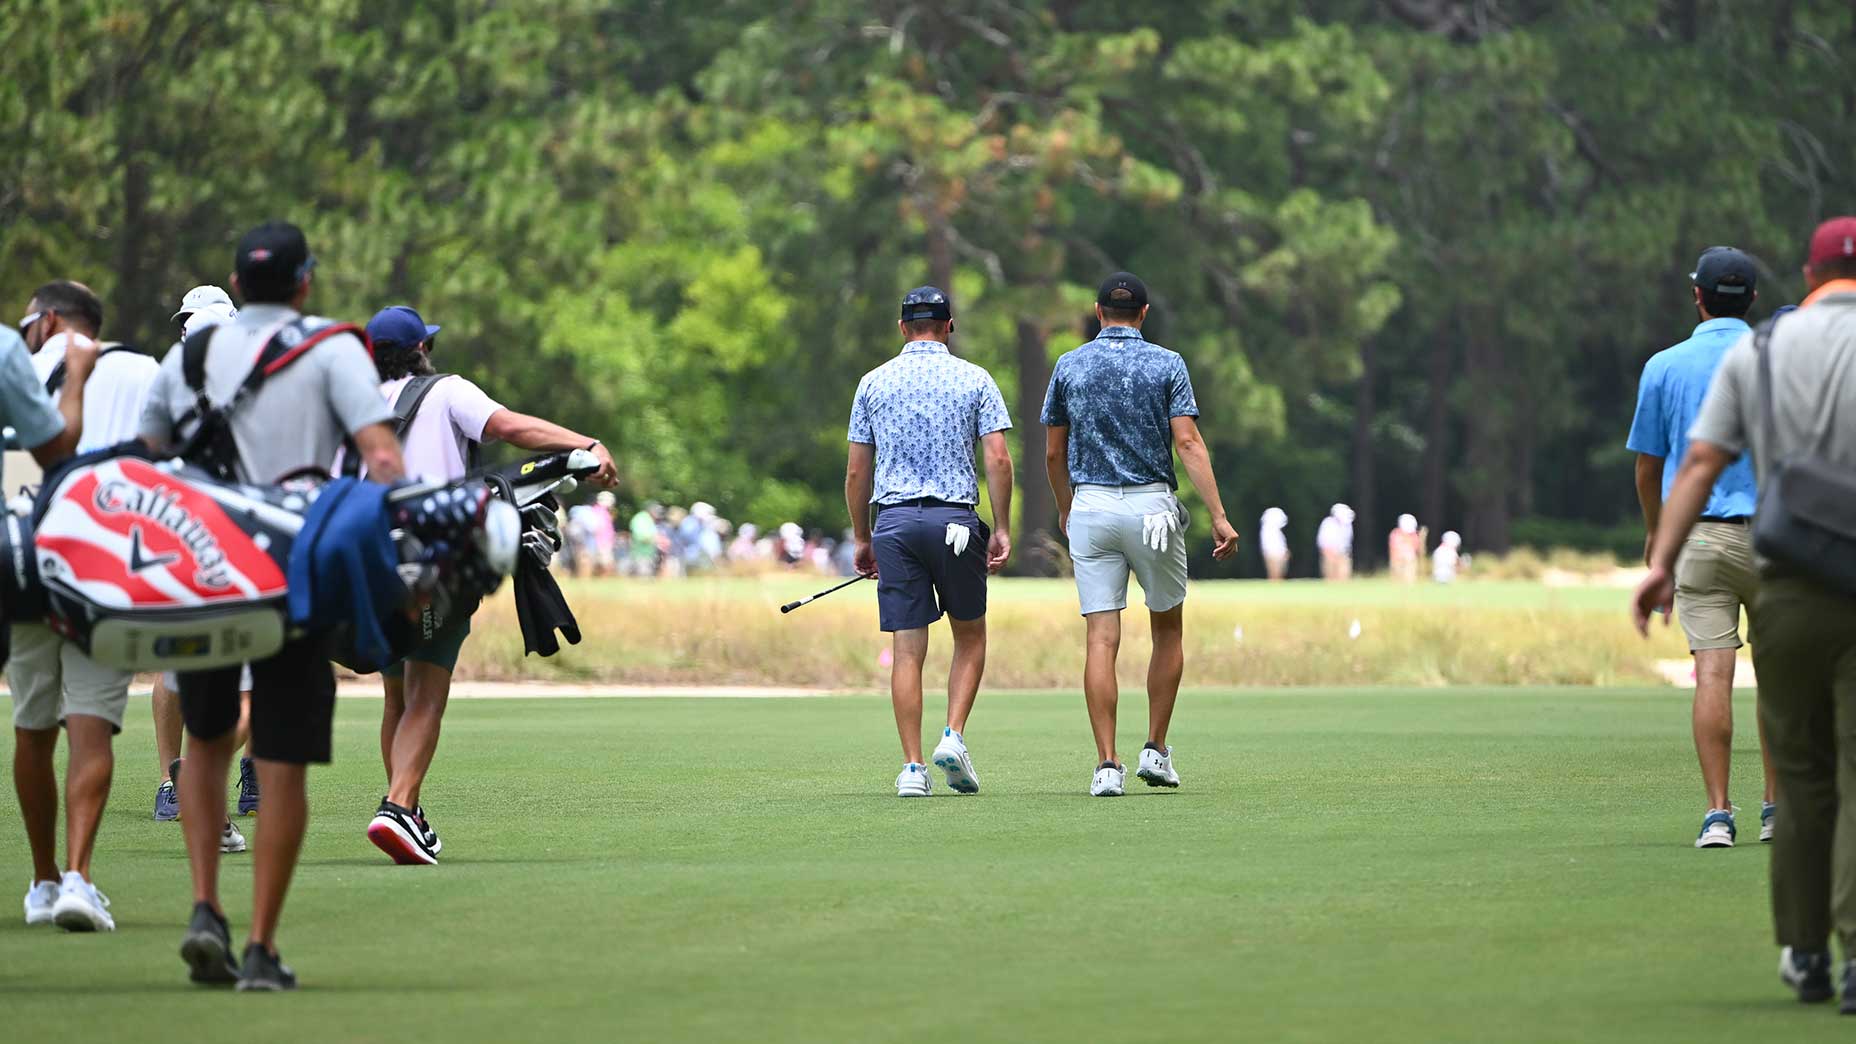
[{"x1": 0, "y1": 446, "x2": 594, "y2": 673}]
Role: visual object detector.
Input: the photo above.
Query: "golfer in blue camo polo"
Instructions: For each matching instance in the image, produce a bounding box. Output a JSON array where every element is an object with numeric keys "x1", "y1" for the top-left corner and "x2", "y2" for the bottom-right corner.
[
  {"x1": 845, "y1": 286, "x2": 1015, "y2": 798},
  {"x1": 1042, "y1": 272, "x2": 1240, "y2": 798}
]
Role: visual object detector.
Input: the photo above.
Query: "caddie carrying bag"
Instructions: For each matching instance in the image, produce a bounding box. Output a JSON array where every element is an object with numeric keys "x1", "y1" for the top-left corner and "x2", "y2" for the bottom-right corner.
[{"x1": 1750, "y1": 316, "x2": 1856, "y2": 596}]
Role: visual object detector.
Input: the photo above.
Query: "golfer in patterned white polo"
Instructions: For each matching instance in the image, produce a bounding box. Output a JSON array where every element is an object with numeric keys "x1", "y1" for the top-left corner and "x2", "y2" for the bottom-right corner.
[
  {"x1": 846, "y1": 286, "x2": 1014, "y2": 798},
  {"x1": 1042, "y1": 273, "x2": 1239, "y2": 797}
]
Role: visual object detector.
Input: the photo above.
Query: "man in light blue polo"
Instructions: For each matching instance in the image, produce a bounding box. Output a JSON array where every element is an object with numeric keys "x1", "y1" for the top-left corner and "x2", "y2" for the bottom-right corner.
[
  {"x1": 1042, "y1": 272, "x2": 1239, "y2": 798},
  {"x1": 846, "y1": 286, "x2": 1014, "y2": 798},
  {"x1": 1628, "y1": 245, "x2": 1775, "y2": 848}
]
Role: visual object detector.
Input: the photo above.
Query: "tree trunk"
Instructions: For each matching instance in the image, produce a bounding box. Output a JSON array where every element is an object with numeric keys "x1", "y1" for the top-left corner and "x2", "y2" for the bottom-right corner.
[
  {"x1": 1350, "y1": 336, "x2": 1378, "y2": 571},
  {"x1": 1420, "y1": 326, "x2": 1451, "y2": 536},
  {"x1": 1460, "y1": 318, "x2": 1511, "y2": 553},
  {"x1": 112, "y1": 105, "x2": 159, "y2": 350},
  {"x1": 1014, "y1": 316, "x2": 1057, "y2": 575}
]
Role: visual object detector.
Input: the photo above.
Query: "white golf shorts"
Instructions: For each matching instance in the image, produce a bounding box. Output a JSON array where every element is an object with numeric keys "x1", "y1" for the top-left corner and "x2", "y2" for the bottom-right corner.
[
  {"x1": 1067, "y1": 483, "x2": 1189, "y2": 615},
  {"x1": 8, "y1": 622, "x2": 133, "y2": 732}
]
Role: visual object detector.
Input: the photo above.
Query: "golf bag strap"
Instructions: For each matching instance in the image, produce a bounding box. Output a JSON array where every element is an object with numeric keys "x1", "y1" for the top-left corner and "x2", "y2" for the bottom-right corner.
[
  {"x1": 177, "y1": 320, "x2": 366, "y2": 428},
  {"x1": 391, "y1": 373, "x2": 481, "y2": 472},
  {"x1": 392, "y1": 373, "x2": 451, "y2": 436},
  {"x1": 43, "y1": 345, "x2": 139, "y2": 394}
]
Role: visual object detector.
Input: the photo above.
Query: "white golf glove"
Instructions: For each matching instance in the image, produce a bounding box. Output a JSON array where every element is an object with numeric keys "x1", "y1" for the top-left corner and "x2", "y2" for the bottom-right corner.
[
  {"x1": 1141, "y1": 512, "x2": 1172, "y2": 552},
  {"x1": 945, "y1": 522, "x2": 971, "y2": 556},
  {"x1": 1141, "y1": 501, "x2": 1189, "y2": 552}
]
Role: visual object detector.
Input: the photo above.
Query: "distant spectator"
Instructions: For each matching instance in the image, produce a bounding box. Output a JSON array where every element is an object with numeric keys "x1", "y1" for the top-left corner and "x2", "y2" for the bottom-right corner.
[
  {"x1": 1433, "y1": 531, "x2": 1462, "y2": 583},
  {"x1": 628, "y1": 503, "x2": 660, "y2": 577},
  {"x1": 778, "y1": 522, "x2": 805, "y2": 566},
  {"x1": 730, "y1": 523, "x2": 762, "y2": 562},
  {"x1": 1388, "y1": 514, "x2": 1425, "y2": 583},
  {"x1": 1258, "y1": 507, "x2": 1289, "y2": 581},
  {"x1": 1317, "y1": 503, "x2": 1354, "y2": 581}
]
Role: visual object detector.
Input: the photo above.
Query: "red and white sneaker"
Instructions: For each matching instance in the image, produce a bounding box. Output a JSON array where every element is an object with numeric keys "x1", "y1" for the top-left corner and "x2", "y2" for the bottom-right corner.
[{"x1": 367, "y1": 799, "x2": 438, "y2": 865}]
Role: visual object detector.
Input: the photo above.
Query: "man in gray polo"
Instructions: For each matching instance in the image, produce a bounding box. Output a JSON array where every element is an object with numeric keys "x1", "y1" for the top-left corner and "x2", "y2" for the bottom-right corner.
[
  {"x1": 4, "y1": 313, "x2": 96, "y2": 930},
  {"x1": 1633, "y1": 216, "x2": 1856, "y2": 1008},
  {"x1": 141, "y1": 221, "x2": 406, "y2": 990},
  {"x1": 1042, "y1": 273, "x2": 1239, "y2": 797},
  {"x1": 846, "y1": 286, "x2": 1013, "y2": 798}
]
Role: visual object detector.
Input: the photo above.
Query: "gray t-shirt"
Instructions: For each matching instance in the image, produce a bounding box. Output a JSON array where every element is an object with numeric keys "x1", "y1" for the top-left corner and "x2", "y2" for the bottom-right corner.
[
  {"x1": 1690, "y1": 289, "x2": 1856, "y2": 484},
  {"x1": 0, "y1": 327, "x2": 68, "y2": 487},
  {"x1": 139, "y1": 303, "x2": 393, "y2": 484}
]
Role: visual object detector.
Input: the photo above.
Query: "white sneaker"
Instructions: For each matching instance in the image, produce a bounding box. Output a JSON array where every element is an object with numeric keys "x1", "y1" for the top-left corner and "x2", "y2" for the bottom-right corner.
[
  {"x1": 895, "y1": 763, "x2": 932, "y2": 798},
  {"x1": 931, "y1": 729, "x2": 980, "y2": 794},
  {"x1": 23, "y1": 879, "x2": 60, "y2": 926},
  {"x1": 1136, "y1": 745, "x2": 1180, "y2": 789},
  {"x1": 1696, "y1": 808, "x2": 1736, "y2": 849},
  {"x1": 221, "y1": 820, "x2": 247, "y2": 854},
  {"x1": 50, "y1": 871, "x2": 114, "y2": 932},
  {"x1": 1761, "y1": 802, "x2": 1777, "y2": 844},
  {"x1": 1090, "y1": 762, "x2": 1125, "y2": 797}
]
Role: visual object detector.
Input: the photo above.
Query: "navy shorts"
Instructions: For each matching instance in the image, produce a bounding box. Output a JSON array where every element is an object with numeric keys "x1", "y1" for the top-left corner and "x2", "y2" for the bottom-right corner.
[{"x1": 872, "y1": 503, "x2": 990, "y2": 632}]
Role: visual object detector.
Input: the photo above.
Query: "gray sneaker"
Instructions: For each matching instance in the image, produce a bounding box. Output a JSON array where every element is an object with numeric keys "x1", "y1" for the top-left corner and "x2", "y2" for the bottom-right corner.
[
  {"x1": 236, "y1": 943, "x2": 297, "y2": 992},
  {"x1": 179, "y1": 902, "x2": 239, "y2": 985}
]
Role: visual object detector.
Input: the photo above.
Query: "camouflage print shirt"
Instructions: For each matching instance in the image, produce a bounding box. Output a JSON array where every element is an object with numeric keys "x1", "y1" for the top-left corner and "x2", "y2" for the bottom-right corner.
[{"x1": 1041, "y1": 326, "x2": 1199, "y2": 488}]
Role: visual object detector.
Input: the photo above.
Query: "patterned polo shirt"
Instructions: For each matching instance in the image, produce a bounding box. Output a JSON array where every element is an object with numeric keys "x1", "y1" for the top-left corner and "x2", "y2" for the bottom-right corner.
[
  {"x1": 1041, "y1": 326, "x2": 1199, "y2": 488},
  {"x1": 847, "y1": 340, "x2": 1012, "y2": 506}
]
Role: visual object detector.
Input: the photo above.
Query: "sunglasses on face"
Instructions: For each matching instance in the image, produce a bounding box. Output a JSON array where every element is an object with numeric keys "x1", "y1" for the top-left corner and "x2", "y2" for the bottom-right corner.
[{"x1": 16, "y1": 310, "x2": 43, "y2": 337}]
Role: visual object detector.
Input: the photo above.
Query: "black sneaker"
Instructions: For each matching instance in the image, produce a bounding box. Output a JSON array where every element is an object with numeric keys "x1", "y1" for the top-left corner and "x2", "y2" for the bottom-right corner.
[
  {"x1": 1781, "y1": 946, "x2": 1834, "y2": 1004},
  {"x1": 414, "y1": 805, "x2": 442, "y2": 855},
  {"x1": 236, "y1": 942, "x2": 297, "y2": 992},
  {"x1": 366, "y1": 798, "x2": 438, "y2": 865},
  {"x1": 237, "y1": 757, "x2": 260, "y2": 816},
  {"x1": 179, "y1": 901, "x2": 239, "y2": 985}
]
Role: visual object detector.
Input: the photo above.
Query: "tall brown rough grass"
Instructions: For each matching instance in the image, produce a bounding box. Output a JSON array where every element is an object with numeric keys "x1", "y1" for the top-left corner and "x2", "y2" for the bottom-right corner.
[{"x1": 457, "y1": 577, "x2": 1689, "y2": 689}]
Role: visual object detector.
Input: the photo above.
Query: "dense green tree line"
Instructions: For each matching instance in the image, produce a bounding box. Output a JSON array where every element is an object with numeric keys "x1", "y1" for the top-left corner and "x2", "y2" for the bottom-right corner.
[{"x1": 2, "y1": 1, "x2": 1850, "y2": 573}]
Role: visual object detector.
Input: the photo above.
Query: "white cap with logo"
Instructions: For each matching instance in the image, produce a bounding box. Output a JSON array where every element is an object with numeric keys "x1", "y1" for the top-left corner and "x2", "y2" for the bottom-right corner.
[{"x1": 171, "y1": 285, "x2": 236, "y2": 323}]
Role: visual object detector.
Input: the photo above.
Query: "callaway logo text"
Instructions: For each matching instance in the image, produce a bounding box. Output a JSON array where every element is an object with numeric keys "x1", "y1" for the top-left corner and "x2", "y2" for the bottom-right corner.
[{"x1": 93, "y1": 480, "x2": 231, "y2": 589}]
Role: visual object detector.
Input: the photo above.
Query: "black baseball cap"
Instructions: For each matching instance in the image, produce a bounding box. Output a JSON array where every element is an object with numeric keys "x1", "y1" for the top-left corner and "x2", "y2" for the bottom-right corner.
[
  {"x1": 900, "y1": 285, "x2": 952, "y2": 322},
  {"x1": 235, "y1": 221, "x2": 316, "y2": 291},
  {"x1": 1097, "y1": 271, "x2": 1149, "y2": 311},
  {"x1": 1690, "y1": 246, "x2": 1756, "y2": 296}
]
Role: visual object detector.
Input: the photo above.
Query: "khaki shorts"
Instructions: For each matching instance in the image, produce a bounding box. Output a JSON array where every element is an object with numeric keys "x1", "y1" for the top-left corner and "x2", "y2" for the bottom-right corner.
[
  {"x1": 1674, "y1": 521, "x2": 1760, "y2": 652},
  {"x1": 7, "y1": 623, "x2": 134, "y2": 732}
]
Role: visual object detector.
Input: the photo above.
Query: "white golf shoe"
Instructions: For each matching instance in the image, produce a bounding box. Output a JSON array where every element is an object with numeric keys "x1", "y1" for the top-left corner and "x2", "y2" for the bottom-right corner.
[
  {"x1": 931, "y1": 728, "x2": 980, "y2": 794},
  {"x1": 896, "y1": 763, "x2": 932, "y2": 798},
  {"x1": 1696, "y1": 808, "x2": 1736, "y2": 849},
  {"x1": 50, "y1": 871, "x2": 114, "y2": 932},
  {"x1": 221, "y1": 820, "x2": 248, "y2": 854},
  {"x1": 1136, "y1": 745, "x2": 1180, "y2": 789},
  {"x1": 23, "y1": 879, "x2": 60, "y2": 926},
  {"x1": 1090, "y1": 762, "x2": 1125, "y2": 797}
]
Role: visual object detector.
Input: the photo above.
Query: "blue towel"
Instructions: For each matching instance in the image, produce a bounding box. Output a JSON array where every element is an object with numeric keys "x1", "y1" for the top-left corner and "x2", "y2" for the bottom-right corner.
[{"x1": 287, "y1": 478, "x2": 402, "y2": 668}]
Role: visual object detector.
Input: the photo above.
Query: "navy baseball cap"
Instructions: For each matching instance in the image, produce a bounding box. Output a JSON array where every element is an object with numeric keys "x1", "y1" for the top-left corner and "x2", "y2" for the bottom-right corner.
[
  {"x1": 234, "y1": 221, "x2": 316, "y2": 290},
  {"x1": 1690, "y1": 246, "x2": 1756, "y2": 296},
  {"x1": 900, "y1": 286, "x2": 952, "y2": 322},
  {"x1": 1097, "y1": 271, "x2": 1149, "y2": 311},
  {"x1": 366, "y1": 305, "x2": 441, "y2": 348}
]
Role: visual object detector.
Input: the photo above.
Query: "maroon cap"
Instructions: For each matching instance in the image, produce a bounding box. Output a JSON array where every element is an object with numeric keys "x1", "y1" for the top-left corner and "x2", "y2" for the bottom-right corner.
[{"x1": 1808, "y1": 217, "x2": 1856, "y2": 266}]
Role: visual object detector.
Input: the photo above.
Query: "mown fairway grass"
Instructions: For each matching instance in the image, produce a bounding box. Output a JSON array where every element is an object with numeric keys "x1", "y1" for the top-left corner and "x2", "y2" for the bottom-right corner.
[{"x1": 1, "y1": 686, "x2": 1826, "y2": 1043}]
